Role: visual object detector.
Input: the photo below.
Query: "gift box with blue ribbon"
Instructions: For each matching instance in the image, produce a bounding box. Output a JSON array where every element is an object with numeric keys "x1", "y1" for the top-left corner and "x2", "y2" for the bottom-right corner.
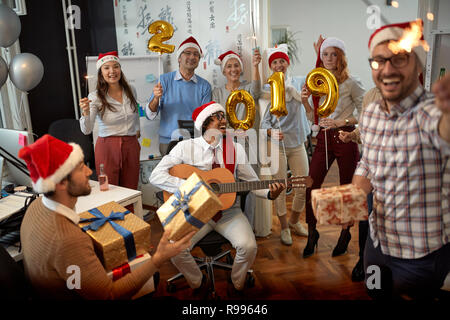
[
  {"x1": 157, "y1": 172, "x2": 222, "y2": 241},
  {"x1": 78, "y1": 201, "x2": 151, "y2": 271}
]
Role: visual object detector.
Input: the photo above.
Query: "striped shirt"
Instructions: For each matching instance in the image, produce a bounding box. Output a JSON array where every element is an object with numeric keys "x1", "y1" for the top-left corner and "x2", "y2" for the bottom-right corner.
[{"x1": 355, "y1": 85, "x2": 450, "y2": 259}]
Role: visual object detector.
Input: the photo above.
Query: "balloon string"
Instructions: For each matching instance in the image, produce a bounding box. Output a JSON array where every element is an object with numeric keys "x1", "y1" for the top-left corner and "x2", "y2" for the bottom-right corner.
[
  {"x1": 158, "y1": 53, "x2": 161, "y2": 108},
  {"x1": 276, "y1": 118, "x2": 288, "y2": 176},
  {"x1": 324, "y1": 128, "x2": 329, "y2": 171}
]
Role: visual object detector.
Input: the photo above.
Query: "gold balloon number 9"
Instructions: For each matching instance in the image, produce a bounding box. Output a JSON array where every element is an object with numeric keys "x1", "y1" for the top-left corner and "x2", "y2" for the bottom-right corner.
[
  {"x1": 147, "y1": 20, "x2": 175, "y2": 54},
  {"x1": 305, "y1": 67, "x2": 339, "y2": 118},
  {"x1": 226, "y1": 90, "x2": 256, "y2": 131},
  {"x1": 267, "y1": 72, "x2": 288, "y2": 118}
]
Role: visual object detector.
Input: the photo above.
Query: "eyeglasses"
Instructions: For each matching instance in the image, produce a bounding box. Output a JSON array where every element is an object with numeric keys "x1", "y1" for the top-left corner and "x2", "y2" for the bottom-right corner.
[
  {"x1": 369, "y1": 53, "x2": 410, "y2": 70},
  {"x1": 211, "y1": 112, "x2": 225, "y2": 121},
  {"x1": 182, "y1": 51, "x2": 200, "y2": 58}
]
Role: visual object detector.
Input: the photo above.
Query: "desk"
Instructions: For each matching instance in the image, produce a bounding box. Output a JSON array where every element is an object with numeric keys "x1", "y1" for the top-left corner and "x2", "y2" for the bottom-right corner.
[
  {"x1": 5, "y1": 181, "x2": 144, "y2": 261},
  {"x1": 75, "y1": 180, "x2": 144, "y2": 219}
]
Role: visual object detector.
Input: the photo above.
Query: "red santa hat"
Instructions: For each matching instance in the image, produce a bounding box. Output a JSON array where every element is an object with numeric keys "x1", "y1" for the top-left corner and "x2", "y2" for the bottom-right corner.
[
  {"x1": 192, "y1": 101, "x2": 226, "y2": 131},
  {"x1": 18, "y1": 134, "x2": 84, "y2": 193},
  {"x1": 176, "y1": 36, "x2": 204, "y2": 60},
  {"x1": 368, "y1": 19, "x2": 426, "y2": 68},
  {"x1": 214, "y1": 50, "x2": 243, "y2": 73},
  {"x1": 320, "y1": 37, "x2": 346, "y2": 60},
  {"x1": 267, "y1": 44, "x2": 290, "y2": 67},
  {"x1": 96, "y1": 51, "x2": 120, "y2": 70}
]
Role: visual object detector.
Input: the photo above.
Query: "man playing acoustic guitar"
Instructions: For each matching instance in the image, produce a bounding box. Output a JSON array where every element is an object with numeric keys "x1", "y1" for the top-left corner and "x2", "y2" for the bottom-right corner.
[{"x1": 150, "y1": 101, "x2": 311, "y2": 296}]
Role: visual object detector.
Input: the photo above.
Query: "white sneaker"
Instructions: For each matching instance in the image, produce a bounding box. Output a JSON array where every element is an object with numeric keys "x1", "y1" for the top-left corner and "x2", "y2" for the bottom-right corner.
[
  {"x1": 289, "y1": 222, "x2": 308, "y2": 237},
  {"x1": 280, "y1": 228, "x2": 292, "y2": 246}
]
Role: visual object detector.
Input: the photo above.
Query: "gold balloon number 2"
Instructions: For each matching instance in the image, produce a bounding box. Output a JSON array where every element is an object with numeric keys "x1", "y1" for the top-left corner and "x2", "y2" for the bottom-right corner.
[
  {"x1": 267, "y1": 72, "x2": 288, "y2": 118},
  {"x1": 306, "y1": 67, "x2": 339, "y2": 118},
  {"x1": 147, "y1": 20, "x2": 175, "y2": 54},
  {"x1": 226, "y1": 90, "x2": 256, "y2": 131}
]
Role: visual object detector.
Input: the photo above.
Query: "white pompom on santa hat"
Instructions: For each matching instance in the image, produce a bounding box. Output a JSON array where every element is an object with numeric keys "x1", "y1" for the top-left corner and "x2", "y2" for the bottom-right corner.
[
  {"x1": 176, "y1": 36, "x2": 204, "y2": 60},
  {"x1": 192, "y1": 101, "x2": 226, "y2": 131},
  {"x1": 368, "y1": 19, "x2": 426, "y2": 68},
  {"x1": 320, "y1": 37, "x2": 346, "y2": 59},
  {"x1": 18, "y1": 134, "x2": 84, "y2": 193},
  {"x1": 214, "y1": 50, "x2": 243, "y2": 72},
  {"x1": 267, "y1": 43, "x2": 290, "y2": 66},
  {"x1": 96, "y1": 51, "x2": 120, "y2": 70}
]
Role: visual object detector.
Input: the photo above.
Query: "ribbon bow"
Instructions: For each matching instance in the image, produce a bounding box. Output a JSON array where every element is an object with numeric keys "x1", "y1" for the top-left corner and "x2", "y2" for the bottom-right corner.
[
  {"x1": 161, "y1": 181, "x2": 212, "y2": 229},
  {"x1": 80, "y1": 208, "x2": 136, "y2": 261}
]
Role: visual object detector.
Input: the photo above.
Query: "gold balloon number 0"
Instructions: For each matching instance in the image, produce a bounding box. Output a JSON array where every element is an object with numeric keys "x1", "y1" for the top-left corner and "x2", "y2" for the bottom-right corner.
[
  {"x1": 267, "y1": 72, "x2": 288, "y2": 118},
  {"x1": 305, "y1": 67, "x2": 339, "y2": 118},
  {"x1": 147, "y1": 20, "x2": 175, "y2": 54},
  {"x1": 226, "y1": 90, "x2": 256, "y2": 131}
]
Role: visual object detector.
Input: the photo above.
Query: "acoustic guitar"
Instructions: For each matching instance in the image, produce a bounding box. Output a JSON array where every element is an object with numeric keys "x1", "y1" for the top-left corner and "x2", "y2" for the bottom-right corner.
[{"x1": 163, "y1": 164, "x2": 311, "y2": 211}]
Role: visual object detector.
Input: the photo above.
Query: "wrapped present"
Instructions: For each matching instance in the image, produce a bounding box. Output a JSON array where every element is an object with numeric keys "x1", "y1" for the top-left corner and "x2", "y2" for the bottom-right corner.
[
  {"x1": 78, "y1": 201, "x2": 151, "y2": 271},
  {"x1": 157, "y1": 172, "x2": 222, "y2": 241},
  {"x1": 311, "y1": 184, "x2": 368, "y2": 225},
  {"x1": 107, "y1": 253, "x2": 155, "y2": 300}
]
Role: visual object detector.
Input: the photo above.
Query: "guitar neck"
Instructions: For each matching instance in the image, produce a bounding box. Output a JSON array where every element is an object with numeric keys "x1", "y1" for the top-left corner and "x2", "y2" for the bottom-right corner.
[{"x1": 217, "y1": 178, "x2": 286, "y2": 194}]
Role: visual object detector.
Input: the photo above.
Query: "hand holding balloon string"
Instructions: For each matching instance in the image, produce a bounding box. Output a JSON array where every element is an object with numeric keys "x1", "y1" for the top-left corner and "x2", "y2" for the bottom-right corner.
[{"x1": 147, "y1": 20, "x2": 175, "y2": 107}]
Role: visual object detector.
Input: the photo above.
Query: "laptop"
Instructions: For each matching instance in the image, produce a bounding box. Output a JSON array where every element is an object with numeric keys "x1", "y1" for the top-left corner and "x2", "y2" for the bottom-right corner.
[{"x1": 177, "y1": 120, "x2": 195, "y2": 139}]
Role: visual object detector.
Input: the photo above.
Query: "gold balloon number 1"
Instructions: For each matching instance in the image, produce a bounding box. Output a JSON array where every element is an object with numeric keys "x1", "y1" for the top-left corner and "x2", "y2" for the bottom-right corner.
[
  {"x1": 226, "y1": 90, "x2": 256, "y2": 131},
  {"x1": 306, "y1": 67, "x2": 339, "y2": 118},
  {"x1": 267, "y1": 72, "x2": 288, "y2": 118},
  {"x1": 147, "y1": 20, "x2": 175, "y2": 54}
]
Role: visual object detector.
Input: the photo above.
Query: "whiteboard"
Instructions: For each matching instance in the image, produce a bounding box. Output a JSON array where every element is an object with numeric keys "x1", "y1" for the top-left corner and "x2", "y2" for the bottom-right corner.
[
  {"x1": 86, "y1": 55, "x2": 163, "y2": 160},
  {"x1": 112, "y1": 0, "x2": 256, "y2": 89}
]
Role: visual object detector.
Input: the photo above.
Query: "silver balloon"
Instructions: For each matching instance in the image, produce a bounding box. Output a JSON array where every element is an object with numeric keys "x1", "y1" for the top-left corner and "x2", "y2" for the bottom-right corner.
[
  {"x1": 0, "y1": 4, "x2": 21, "y2": 48},
  {"x1": 9, "y1": 53, "x2": 44, "y2": 92},
  {"x1": 0, "y1": 56, "x2": 8, "y2": 88}
]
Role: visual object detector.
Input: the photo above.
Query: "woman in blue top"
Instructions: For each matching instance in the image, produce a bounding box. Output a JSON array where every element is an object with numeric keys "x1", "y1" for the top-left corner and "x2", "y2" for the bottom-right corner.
[{"x1": 261, "y1": 44, "x2": 312, "y2": 246}]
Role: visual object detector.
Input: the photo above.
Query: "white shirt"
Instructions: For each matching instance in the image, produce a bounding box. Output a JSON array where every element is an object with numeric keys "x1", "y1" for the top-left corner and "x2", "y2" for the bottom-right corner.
[
  {"x1": 42, "y1": 196, "x2": 79, "y2": 224},
  {"x1": 79, "y1": 89, "x2": 140, "y2": 137},
  {"x1": 149, "y1": 137, "x2": 269, "y2": 209}
]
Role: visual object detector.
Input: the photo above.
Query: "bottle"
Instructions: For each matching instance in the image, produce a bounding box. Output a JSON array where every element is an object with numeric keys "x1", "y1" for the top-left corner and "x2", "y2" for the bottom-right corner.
[
  {"x1": 439, "y1": 67, "x2": 446, "y2": 81},
  {"x1": 98, "y1": 163, "x2": 109, "y2": 191}
]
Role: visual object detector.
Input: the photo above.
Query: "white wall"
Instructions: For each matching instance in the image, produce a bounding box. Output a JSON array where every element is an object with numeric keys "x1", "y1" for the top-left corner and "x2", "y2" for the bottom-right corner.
[{"x1": 269, "y1": 0, "x2": 419, "y2": 90}]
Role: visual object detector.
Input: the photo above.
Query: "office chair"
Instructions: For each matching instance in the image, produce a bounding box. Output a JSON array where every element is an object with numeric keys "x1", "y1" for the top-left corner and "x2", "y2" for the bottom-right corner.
[
  {"x1": 0, "y1": 245, "x2": 33, "y2": 300},
  {"x1": 48, "y1": 119, "x2": 97, "y2": 179}
]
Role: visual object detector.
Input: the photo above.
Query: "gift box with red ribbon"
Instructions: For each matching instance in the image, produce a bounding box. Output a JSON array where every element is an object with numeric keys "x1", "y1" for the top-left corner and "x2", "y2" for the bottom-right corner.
[
  {"x1": 106, "y1": 253, "x2": 155, "y2": 299},
  {"x1": 311, "y1": 184, "x2": 368, "y2": 225}
]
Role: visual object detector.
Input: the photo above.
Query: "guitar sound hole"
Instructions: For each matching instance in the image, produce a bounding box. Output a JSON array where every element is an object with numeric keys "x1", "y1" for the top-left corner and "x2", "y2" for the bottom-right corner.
[{"x1": 210, "y1": 183, "x2": 220, "y2": 193}]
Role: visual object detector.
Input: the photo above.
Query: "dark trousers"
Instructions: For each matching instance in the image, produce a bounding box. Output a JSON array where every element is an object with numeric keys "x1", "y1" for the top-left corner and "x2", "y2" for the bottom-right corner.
[
  {"x1": 358, "y1": 192, "x2": 373, "y2": 258},
  {"x1": 364, "y1": 236, "x2": 450, "y2": 300},
  {"x1": 305, "y1": 127, "x2": 360, "y2": 226}
]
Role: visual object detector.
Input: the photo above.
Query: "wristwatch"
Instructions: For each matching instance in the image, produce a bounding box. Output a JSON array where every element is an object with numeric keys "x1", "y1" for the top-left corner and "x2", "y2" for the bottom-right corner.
[{"x1": 345, "y1": 119, "x2": 349, "y2": 126}]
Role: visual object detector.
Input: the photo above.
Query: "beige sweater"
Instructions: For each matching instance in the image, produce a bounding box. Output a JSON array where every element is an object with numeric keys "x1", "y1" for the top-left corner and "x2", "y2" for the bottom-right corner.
[{"x1": 20, "y1": 198, "x2": 157, "y2": 300}]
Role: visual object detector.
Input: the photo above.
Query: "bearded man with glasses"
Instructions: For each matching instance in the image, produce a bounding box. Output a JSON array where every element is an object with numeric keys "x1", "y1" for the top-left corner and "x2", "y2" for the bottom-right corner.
[
  {"x1": 146, "y1": 36, "x2": 212, "y2": 155},
  {"x1": 351, "y1": 20, "x2": 450, "y2": 300}
]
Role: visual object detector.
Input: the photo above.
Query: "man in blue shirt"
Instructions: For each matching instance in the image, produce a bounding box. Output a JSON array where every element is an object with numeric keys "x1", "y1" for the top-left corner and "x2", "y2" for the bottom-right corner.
[{"x1": 146, "y1": 36, "x2": 212, "y2": 155}]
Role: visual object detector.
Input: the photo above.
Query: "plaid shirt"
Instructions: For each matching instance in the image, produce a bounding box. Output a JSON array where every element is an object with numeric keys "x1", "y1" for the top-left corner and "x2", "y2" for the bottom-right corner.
[{"x1": 355, "y1": 85, "x2": 450, "y2": 259}]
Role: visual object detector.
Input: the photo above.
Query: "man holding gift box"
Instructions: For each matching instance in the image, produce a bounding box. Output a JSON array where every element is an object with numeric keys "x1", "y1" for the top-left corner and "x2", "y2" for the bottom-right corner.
[
  {"x1": 352, "y1": 20, "x2": 450, "y2": 300},
  {"x1": 150, "y1": 101, "x2": 286, "y2": 295},
  {"x1": 18, "y1": 134, "x2": 195, "y2": 299}
]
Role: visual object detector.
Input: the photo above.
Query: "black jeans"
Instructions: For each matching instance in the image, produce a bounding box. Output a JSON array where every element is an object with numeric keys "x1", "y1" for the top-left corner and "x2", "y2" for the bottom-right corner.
[{"x1": 364, "y1": 237, "x2": 450, "y2": 300}]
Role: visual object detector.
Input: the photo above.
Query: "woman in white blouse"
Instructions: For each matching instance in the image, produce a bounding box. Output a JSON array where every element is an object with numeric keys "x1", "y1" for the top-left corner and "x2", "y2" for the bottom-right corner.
[
  {"x1": 301, "y1": 37, "x2": 366, "y2": 258},
  {"x1": 79, "y1": 51, "x2": 141, "y2": 190}
]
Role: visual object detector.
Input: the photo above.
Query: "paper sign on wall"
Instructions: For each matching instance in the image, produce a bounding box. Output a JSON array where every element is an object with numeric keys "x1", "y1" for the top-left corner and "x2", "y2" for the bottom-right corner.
[{"x1": 142, "y1": 138, "x2": 151, "y2": 148}]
